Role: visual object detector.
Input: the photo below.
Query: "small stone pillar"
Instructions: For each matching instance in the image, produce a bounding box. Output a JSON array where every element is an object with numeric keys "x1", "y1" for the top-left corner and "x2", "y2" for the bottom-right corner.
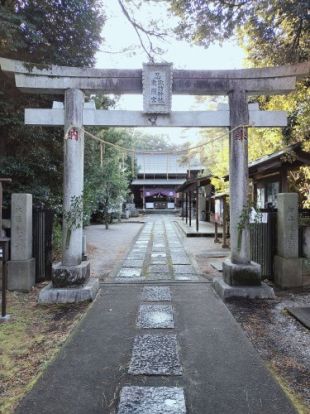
[
  {"x1": 222, "y1": 86, "x2": 261, "y2": 286},
  {"x1": 52, "y1": 89, "x2": 90, "y2": 288},
  {"x1": 7, "y1": 193, "x2": 35, "y2": 291},
  {"x1": 274, "y1": 193, "x2": 303, "y2": 287}
]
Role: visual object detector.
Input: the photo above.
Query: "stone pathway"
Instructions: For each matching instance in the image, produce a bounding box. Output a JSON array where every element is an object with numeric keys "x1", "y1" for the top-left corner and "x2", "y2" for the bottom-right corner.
[
  {"x1": 15, "y1": 215, "x2": 297, "y2": 414},
  {"x1": 116, "y1": 217, "x2": 195, "y2": 411},
  {"x1": 118, "y1": 284, "x2": 185, "y2": 412},
  {"x1": 115, "y1": 216, "x2": 201, "y2": 282},
  {"x1": 112, "y1": 217, "x2": 294, "y2": 413}
]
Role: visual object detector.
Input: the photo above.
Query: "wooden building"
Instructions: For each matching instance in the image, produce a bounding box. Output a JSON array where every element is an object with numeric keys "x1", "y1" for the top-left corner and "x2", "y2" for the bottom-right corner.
[
  {"x1": 131, "y1": 153, "x2": 202, "y2": 210},
  {"x1": 249, "y1": 143, "x2": 310, "y2": 208}
]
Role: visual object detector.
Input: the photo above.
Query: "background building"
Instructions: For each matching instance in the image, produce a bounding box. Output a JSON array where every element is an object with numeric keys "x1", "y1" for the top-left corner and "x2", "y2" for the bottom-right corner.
[{"x1": 131, "y1": 153, "x2": 202, "y2": 210}]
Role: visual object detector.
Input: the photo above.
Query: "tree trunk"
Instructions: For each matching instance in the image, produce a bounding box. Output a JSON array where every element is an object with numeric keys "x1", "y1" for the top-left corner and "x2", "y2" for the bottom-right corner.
[{"x1": 104, "y1": 206, "x2": 109, "y2": 229}]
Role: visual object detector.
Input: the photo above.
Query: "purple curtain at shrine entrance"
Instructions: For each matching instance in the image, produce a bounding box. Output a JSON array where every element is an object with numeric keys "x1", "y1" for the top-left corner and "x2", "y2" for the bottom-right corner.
[{"x1": 143, "y1": 188, "x2": 175, "y2": 197}]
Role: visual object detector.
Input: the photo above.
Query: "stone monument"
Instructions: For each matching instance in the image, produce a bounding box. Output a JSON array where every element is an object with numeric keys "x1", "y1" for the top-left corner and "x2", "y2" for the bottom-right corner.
[
  {"x1": 274, "y1": 193, "x2": 303, "y2": 287},
  {"x1": 7, "y1": 193, "x2": 35, "y2": 292}
]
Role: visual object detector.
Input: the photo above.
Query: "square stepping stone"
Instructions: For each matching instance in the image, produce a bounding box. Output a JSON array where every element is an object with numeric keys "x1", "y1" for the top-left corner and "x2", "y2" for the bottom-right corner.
[
  {"x1": 151, "y1": 259, "x2": 168, "y2": 265},
  {"x1": 148, "y1": 265, "x2": 169, "y2": 274},
  {"x1": 151, "y1": 252, "x2": 167, "y2": 258},
  {"x1": 137, "y1": 304, "x2": 174, "y2": 328},
  {"x1": 142, "y1": 286, "x2": 171, "y2": 302},
  {"x1": 123, "y1": 259, "x2": 144, "y2": 268},
  {"x1": 118, "y1": 386, "x2": 186, "y2": 414},
  {"x1": 127, "y1": 254, "x2": 146, "y2": 260},
  {"x1": 148, "y1": 274, "x2": 173, "y2": 280},
  {"x1": 153, "y1": 240, "x2": 165, "y2": 244},
  {"x1": 210, "y1": 260, "x2": 223, "y2": 272},
  {"x1": 129, "y1": 334, "x2": 182, "y2": 375},
  {"x1": 132, "y1": 248, "x2": 147, "y2": 253},
  {"x1": 173, "y1": 265, "x2": 196, "y2": 274},
  {"x1": 153, "y1": 243, "x2": 165, "y2": 248},
  {"x1": 287, "y1": 307, "x2": 310, "y2": 329},
  {"x1": 117, "y1": 268, "x2": 142, "y2": 278},
  {"x1": 115, "y1": 278, "x2": 145, "y2": 283},
  {"x1": 171, "y1": 256, "x2": 191, "y2": 265},
  {"x1": 175, "y1": 275, "x2": 199, "y2": 281},
  {"x1": 152, "y1": 247, "x2": 166, "y2": 253}
]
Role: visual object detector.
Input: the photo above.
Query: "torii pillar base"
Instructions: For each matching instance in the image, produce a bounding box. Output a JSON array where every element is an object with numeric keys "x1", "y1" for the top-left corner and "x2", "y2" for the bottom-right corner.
[
  {"x1": 38, "y1": 261, "x2": 98, "y2": 304},
  {"x1": 38, "y1": 276, "x2": 98, "y2": 304},
  {"x1": 213, "y1": 277, "x2": 275, "y2": 301},
  {"x1": 52, "y1": 260, "x2": 90, "y2": 288},
  {"x1": 223, "y1": 259, "x2": 261, "y2": 286},
  {"x1": 213, "y1": 258, "x2": 275, "y2": 300}
]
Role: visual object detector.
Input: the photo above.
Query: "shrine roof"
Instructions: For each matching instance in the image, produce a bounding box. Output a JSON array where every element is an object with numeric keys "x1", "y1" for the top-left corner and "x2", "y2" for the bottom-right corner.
[
  {"x1": 135, "y1": 153, "x2": 196, "y2": 175},
  {"x1": 224, "y1": 142, "x2": 310, "y2": 181},
  {"x1": 248, "y1": 142, "x2": 310, "y2": 174},
  {"x1": 176, "y1": 175, "x2": 213, "y2": 193}
]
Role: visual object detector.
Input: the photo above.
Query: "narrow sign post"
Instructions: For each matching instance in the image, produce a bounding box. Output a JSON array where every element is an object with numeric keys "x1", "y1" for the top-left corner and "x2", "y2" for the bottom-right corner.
[
  {"x1": 1, "y1": 237, "x2": 10, "y2": 321},
  {"x1": 0, "y1": 178, "x2": 12, "y2": 322}
]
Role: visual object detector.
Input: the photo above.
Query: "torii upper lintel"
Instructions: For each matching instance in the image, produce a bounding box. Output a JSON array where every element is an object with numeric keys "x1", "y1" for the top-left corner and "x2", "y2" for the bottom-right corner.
[{"x1": 0, "y1": 57, "x2": 309, "y2": 95}]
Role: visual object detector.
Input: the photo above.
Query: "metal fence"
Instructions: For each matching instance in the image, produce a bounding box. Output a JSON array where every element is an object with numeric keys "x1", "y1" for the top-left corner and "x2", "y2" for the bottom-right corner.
[
  {"x1": 32, "y1": 206, "x2": 54, "y2": 282},
  {"x1": 250, "y1": 211, "x2": 277, "y2": 279}
]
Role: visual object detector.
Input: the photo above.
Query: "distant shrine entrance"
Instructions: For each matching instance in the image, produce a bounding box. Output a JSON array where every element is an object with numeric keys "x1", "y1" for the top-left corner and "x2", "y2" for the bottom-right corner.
[
  {"x1": 132, "y1": 153, "x2": 199, "y2": 210},
  {"x1": 1, "y1": 57, "x2": 309, "y2": 301}
]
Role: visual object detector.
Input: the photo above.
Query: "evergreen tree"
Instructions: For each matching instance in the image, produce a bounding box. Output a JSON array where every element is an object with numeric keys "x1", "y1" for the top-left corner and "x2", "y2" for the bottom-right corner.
[{"x1": 0, "y1": 1, "x2": 105, "y2": 208}]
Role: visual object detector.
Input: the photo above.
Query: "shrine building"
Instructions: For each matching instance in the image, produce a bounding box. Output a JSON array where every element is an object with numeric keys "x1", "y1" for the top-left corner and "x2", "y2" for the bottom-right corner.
[{"x1": 131, "y1": 153, "x2": 202, "y2": 210}]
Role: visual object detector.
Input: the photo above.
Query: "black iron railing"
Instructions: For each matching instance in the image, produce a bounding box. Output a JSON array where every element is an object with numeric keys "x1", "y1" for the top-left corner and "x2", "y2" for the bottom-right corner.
[{"x1": 32, "y1": 206, "x2": 54, "y2": 282}]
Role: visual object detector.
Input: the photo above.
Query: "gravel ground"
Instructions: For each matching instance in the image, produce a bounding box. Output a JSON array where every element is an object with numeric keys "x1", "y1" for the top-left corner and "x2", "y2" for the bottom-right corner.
[{"x1": 226, "y1": 290, "x2": 310, "y2": 413}]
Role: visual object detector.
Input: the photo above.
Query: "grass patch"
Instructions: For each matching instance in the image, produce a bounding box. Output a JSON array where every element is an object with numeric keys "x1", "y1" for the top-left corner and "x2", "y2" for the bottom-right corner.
[{"x1": 0, "y1": 285, "x2": 89, "y2": 413}]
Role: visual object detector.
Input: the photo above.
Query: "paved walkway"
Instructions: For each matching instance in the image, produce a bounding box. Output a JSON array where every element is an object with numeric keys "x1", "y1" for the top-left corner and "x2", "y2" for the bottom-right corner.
[
  {"x1": 16, "y1": 216, "x2": 296, "y2": 414},
  {"x1": 110, "y1": 217, "x2": 204, "y2": 283},
  {"x1": 175, "y1": 217, "x2": 223, "y2": 238}
]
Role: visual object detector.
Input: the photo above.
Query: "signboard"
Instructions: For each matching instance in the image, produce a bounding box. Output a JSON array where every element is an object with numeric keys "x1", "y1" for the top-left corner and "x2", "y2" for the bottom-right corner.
[
  {"x1": 214, "y1": 199, "x2": 221, "y2": 224},
  {"x1": 143, "y1": 63, "x2": 173, "y2": 114}
]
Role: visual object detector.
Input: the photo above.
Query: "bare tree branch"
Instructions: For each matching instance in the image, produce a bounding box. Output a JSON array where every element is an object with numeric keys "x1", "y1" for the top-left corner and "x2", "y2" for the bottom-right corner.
[{"x1": 117, "y1": 0, "x2": 167, "y2": 61}]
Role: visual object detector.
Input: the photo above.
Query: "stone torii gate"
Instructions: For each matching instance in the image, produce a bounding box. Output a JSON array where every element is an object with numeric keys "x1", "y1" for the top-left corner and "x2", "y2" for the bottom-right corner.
[{"x1": 1, "y1": 57, "x2": 309, "y2": 302}]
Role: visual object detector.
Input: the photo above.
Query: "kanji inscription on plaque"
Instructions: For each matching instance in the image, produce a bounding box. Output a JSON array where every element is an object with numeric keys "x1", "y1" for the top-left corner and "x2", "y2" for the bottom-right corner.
[{"x1": 143, "y1": 63, "x2": 172, "y2": 114}]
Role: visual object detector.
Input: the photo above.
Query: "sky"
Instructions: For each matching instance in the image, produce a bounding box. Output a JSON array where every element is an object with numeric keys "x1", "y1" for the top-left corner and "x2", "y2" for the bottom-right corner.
[{"x1": 95, "y1": 1, "x2": 246, "y2": 146}]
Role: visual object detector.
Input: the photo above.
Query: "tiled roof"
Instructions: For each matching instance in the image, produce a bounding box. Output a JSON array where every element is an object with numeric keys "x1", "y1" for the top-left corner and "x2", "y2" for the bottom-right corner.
[{"x1": 135, "y1": 153, "x2": 202, "y2": 174}]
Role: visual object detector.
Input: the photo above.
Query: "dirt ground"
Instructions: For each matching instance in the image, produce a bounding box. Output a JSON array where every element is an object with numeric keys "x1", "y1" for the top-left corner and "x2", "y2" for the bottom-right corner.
[{"x1": 0, "y1": 286, "x2": 89, "y2": 413}]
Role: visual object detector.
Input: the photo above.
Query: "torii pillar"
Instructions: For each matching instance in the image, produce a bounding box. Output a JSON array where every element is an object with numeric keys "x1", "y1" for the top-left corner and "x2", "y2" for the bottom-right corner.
[
  {"x1": 52, "y1": 89, "x2": 91, "y2": 289},
  {"x1": 223, "y1": 86, "x2": 261, "y2": 286}
]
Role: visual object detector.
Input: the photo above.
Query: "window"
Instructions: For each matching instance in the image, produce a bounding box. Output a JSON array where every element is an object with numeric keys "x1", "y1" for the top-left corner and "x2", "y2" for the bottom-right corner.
[{"x1": 266, "y1": 181, "x2": 280, "y2": 208}]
